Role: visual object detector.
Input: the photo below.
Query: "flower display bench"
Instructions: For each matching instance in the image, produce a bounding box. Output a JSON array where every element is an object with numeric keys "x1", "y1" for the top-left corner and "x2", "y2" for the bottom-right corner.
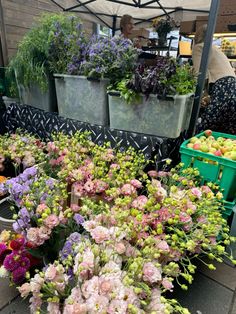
[
  {"x1": 108, "y1": 92, "x2": 194, "y2": 138},
  {"x1": 54, "y1": 74, "x2": 109, "y2": 125}
]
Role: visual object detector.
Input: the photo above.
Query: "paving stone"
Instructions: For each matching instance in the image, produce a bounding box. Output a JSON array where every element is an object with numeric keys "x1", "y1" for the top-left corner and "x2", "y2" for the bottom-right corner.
[
  {"x1": 173, "y1": 272, "x2": 234, "y2": 314},
  {"x1": 0, "y1": 296, "x2": 30, "y2": 314},
  {"x1": 0, "y1": 279, "x2": 19, "y2": 310},
  {"x1": 197, "y1": 260, "x2": 236, "y2": 291}
]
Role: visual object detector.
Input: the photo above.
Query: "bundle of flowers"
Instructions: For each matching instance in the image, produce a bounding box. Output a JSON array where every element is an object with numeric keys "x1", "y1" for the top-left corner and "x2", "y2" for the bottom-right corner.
[
  {"x1": 19, "y1": 233, "x2": 189, "y2": 314},
  {"x1": 48, "y1": 15, "x2": 87, "y2": 75},
  {"x1": 80, "y1": 35, "x2": 138, "y2": 84},
  {"x1": 152, "y1": 18, "x2": 174, "y2": 37},
  {"x1": 0, "y1": 165, "x2": 81, "y2": 264},
  {"x1": 114, "y1": 58, "x2": 196, "y2": 104},
  {"x1": 43, "y1": 131, "x2": 93, "y2": 179},
  {"x1": 0, "y1": 230, "x2": 40, "y2": 284},
  {"x1": 18, "y1": 163, "x2": 235, "y2": 313},
  {"x1": 43, "y1": 132, "x2": 147, "y2": 206},
  {"x1": 0, "y1": 131, "x2": 46, "y2": 177}
]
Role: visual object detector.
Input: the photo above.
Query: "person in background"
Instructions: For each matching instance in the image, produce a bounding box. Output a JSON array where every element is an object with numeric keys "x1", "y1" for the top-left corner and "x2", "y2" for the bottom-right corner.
[
  {"x1": 120, "y1": 14, "x2": 134, "y2": 39},
  {"x1": 192, "y1": 24, "x2": 236, "y2": 134}
]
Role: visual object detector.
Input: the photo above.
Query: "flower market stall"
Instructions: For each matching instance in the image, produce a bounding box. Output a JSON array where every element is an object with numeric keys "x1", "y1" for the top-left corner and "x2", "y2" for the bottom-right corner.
[
  {"x1": 0, "y1": 121, "x2": 235, "y2": 313},
  {"x1": 1, "y1": 1, "x2": 236, "y2": 312}
]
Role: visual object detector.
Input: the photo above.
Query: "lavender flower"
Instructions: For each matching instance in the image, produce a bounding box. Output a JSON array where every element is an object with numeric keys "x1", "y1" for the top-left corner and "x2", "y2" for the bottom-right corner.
[{"x1": 74, "y1": 214, "x2": 84, "y2": 225}]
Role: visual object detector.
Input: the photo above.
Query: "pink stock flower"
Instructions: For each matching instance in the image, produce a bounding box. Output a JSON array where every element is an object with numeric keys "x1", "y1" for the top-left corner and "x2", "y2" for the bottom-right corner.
[
  {"x1": 147, "y1": 288, "x2": 166, "y2": 312},
  {"x1": 86, "y1": 294, "x2": 110, "y2": 313},
  {"x1": 130, "y1": 179, "x2": 142, "y2": 189},
  {"x1": 26, "y1": 228, "x2": 39, "y2": 246},
  {"x1": 70, "y1": 204, "x2": 81, "y2": 212},
  {"x1": 131, "y1": 195, "x2": 148, "y2": 210},
  {"x1": 18, "y1": 282, "x2": 31, "y2": 298},
  {"x1": 30, "y1": 274, "x2": 44, "y2": 293},
  {"x1": 29, "y1": 296, "x2": 43, "y2": 313},
  {"x1": 201, "y1": 185, "x2": 212, "y2": 194},
  {"x1": 115, "y1": 242, "x2": 126, "y2": 254},
  {"x1": 90, "y1": 226, "x2": 110, "y2": 244},
  {"x1": 94, "y1": 180, "x2": 109, "y2": 193},
  {"x1": 148, "y1": 170, "x2": 159, "y2": 178},
  {"x1": 47, "y1": 302, "x2": 61, "y2": 314},
  {"x1": 107, "y1": 300, "x2": 128, "y2": 314},
  {"x1": 84, "y1": 180, "x2": 95, "y2": 194},
  {"x1": 143, "y1": 262, "x2": 162, "y2": 283},
  {"x1": 156, "y1": 240, "x2": 170, "y2": 252},
  {"x1": 63, "y1": 303, "x2": 87, "y2": 314},
  {"x1": 36, "y1": 204, "x2": 49, "y2": 215},
  {"x1": 162, "y1": 277, "x2": 174, "y2": 291},
  {"x1": 99, "y1": 279, "x2": 112, "y2": 294},
  {"x1": 83, "y1": 220, "x2": 98, "y2": 232},
  {"x1": 44, "y1": 214, "x2": 60, "y2": 229},
  {"x1": 191, "y1": 188, "x2": 202, "y2": 199},
  {"x1": 44, "y1": 264, "x2": 57, "y2": 281},
  {"x1": 120, "y1": 183, "x2": 136, "y2": 196}
]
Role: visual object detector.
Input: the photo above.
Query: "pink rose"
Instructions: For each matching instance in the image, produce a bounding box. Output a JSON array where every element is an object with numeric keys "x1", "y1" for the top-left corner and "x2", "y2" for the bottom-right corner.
[
  {"x1": 44, "y1": 214, "x2": 59, "y2": 229},
  {"x1": 143, "y1": 262, "x2": 162, "y2": 283},
  {"x1": 90, "y1": 226, "x2": 110, "y2": 244}
]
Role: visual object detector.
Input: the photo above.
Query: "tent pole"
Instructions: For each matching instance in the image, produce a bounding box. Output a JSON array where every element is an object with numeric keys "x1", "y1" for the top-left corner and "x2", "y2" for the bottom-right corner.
[
  {"x1": 187, "y1": 0, "x2": 220, "y2": 138},
  {"x1": 112, "y1": 15, "x2": 117, "y2": 36}
]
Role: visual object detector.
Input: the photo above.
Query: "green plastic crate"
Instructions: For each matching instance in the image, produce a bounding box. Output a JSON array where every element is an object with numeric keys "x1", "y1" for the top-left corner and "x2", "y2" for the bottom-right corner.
[{"x1": 180, "y1": 131, "x2": 236, "y2": 203}]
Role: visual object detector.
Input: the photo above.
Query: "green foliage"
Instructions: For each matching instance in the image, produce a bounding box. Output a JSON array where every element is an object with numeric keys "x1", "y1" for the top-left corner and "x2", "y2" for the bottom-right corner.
[
  {"x1": 168, "y1": 63, "x2": 197, "y2": 95},
  {"x1": 8, "y1": 13, "x2": 81, "y2": 92},
  {"x1": 109, "y1": 77, "x2": 141, "y2": 105}
]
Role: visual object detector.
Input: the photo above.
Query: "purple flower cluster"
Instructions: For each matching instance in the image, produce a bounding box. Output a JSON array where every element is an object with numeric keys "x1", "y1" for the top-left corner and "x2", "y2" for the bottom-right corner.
[
  {"x1": 4, "y1": 166, "x2": 38, "y2": 205},
  {"x1": 59, "y1": 232, "x2": 81, "y2": 261},
  {"x1": 80, "y1": 35, "x2": 138, "y2": 83}
]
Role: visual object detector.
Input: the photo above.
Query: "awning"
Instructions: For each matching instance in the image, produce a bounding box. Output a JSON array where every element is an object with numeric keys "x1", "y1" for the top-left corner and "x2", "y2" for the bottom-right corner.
[{"x1": 50, "y1": 0, "x2": 210, "y2": 30}]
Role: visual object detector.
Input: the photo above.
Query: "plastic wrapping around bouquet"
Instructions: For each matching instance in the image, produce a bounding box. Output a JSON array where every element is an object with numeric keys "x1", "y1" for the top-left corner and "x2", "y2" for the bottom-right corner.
[
  {"x1": 180, "y1": 131, "x2": 236, "y2": 203},
  {"x1": 0, "y1": 197, "x2": 14, "y2": 232},
  {"x1": 54, "y1": 74, "x2": 110, "y2": 126},
  {"x1": 108, "y1": 93, "x2": 194, "y2": 138},
  {"x1": 15, "y1": 72, "x2": 58, "y2": 112}
]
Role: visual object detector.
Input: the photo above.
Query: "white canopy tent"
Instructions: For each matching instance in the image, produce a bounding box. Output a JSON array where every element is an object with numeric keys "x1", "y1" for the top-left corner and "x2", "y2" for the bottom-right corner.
[{"x1": 51, "y1": 0, "x2": 210, "y2": 32}]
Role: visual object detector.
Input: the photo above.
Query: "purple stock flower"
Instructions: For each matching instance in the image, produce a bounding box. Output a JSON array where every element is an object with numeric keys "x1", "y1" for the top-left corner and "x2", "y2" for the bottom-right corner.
[
  {"x1": 74, "y1": 214, "x2": 84, "y2": 225},
  {"x1": 68, "y1": 232, "x2": 81, "y2": 243},
  {"x1": 3, "y1": 253, "x2": 21, "y2": 271},
  {"x1": 60, "y1": 240, "x2": 73, "y2": 260},
  {"x1": 12, "y1": 266, "x2": 27, "y2": 284},
  {"x1": 0, "y1": 243, "x2": 7, "y2": 255},
  {"x1": 20, "y1": 256, "x2": 31, "y2": 270}
]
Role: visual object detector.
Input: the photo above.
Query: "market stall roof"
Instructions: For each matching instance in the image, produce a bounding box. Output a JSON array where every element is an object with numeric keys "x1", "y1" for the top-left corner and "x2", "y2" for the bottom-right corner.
[{"x1": 50, "y1": 0, "x2": 210, "y2": 30}]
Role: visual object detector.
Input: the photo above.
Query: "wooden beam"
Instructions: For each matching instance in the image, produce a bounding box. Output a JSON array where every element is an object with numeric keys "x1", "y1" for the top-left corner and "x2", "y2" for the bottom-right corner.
[{"x1": 0, "y1": 0, "x2": 8, "y2": 65}]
